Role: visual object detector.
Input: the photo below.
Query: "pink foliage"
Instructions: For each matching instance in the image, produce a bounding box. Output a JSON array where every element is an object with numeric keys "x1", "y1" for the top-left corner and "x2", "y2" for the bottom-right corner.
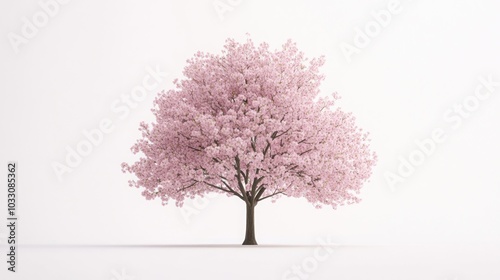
[{"x1": 122, "y1": 38, "x2": 376, "y2": 209}]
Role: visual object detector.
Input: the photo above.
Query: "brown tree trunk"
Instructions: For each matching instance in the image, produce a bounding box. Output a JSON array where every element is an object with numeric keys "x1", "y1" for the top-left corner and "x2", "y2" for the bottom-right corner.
[{"x1": 242, "y1": 202, "x2": 257, "y2": 245}]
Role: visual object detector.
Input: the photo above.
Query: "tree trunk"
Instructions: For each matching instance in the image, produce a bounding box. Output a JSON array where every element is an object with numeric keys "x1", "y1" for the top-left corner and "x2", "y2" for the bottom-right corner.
[{"x1": 242, "y1": 202, "x2": 257, "y2": 245}]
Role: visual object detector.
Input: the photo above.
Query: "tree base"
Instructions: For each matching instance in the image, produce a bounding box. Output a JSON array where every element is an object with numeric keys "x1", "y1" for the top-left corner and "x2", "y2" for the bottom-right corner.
[{"x1": 242, "y1": 239, "x2": 258, "y2": 245}]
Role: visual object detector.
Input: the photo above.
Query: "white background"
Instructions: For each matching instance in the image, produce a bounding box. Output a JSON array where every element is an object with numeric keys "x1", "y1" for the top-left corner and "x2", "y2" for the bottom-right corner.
[{"x1": 0, "y1": 0, "x2": 499, "y2": 279}]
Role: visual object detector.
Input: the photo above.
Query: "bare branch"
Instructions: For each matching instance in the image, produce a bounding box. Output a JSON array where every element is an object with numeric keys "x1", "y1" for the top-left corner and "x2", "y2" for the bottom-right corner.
[
  {"x1": 251, "y1": 136, "x2": 257, "y2": 152},
  {"x1": 272, "y1": 127, "x2": 291, "y2": 140},
  {"x1": 244, "y1": 168, "x2": 249, "y2": 184},
  {"x1": 280, "y1": 113, "x2": 287, "y2": 123},
  {"x1": 263, "y1": 140, "x2": 271, "y2": 158},
  {"x1": 250, "y1": 175, "x2": 265, "y2": 203},
  {"x1": 221, "y1": 179, "x2": 240, "y2": 196},
  {"x1": 299, "y1": 149, "x2": 314, "y2": 156},
  {"x1": 298, "y1": 138, "x2": 308, "y2": 144},
  {"x1": 251, "y1": 176, "x2": 265, "y2": 194},
  {"x1": 179, "y1": 132, "x2": 191, "y2": 140},
  {"x1": 255, "y1": 186, "x2": 266, "y2": 201},
  {"x1": 258, "y1": 190, "x2": 285, "y2": 202},
  {"x1": 204, "y1": 181, "x2": 244, "y2": 200},
  {"x1": 188, "y1": 146, "x2": 203, "y2": 152},
  {"x1": 177, "y1": 180, "x2": 198, "y2": 192},
  {"x1": 234, "y1": 155, "x2": 249, "y2": 202}
]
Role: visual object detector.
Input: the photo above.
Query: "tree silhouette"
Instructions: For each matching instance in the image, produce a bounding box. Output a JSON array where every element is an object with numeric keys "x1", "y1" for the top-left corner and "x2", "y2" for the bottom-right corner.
[{"x1": 122, "y1": 38, "x2": 377, "y2": 245}]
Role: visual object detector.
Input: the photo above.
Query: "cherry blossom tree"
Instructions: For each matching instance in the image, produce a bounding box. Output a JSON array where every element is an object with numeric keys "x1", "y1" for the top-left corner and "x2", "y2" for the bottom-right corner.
[{"x1": 122, "y1": 38, "x2": 377, "y2": 245}]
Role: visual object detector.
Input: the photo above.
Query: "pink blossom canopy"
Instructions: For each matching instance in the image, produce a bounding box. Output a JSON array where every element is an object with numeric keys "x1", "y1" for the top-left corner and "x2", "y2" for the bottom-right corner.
[{"x1": 122, "y1": 38, "x2": 376, "y2": 209}]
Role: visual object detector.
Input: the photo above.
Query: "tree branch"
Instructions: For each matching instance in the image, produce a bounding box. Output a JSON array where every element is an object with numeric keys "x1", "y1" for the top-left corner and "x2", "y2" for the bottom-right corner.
[
  {"x1": 179, "y1": 132, "x2": 191, "y2": 140},
  {"x1": 251, "y1": 136, "x2": 257, "y2": 152},
  {"x1": 251, "y1": 176, "x2": 265, "y2": 199},
  {"x1": 177, "y1": 180, "x2": 198, "y2": 192},
  {"x1": 263, "y1": 140, "x2": 271, "y2": 158},
  {"x1": 258, "y1": 190, "x2": 285, "y2": 202},
  {"x1": 271, "y1": 127, "x2": 291, "y2": 140},
  {"x1": 221, "y1": 179, "x2": 241, "y2": 198},
  {"x1": 188, "y1": 146, "x2": 203, "y2": 152},
  {"x1": 203, "y1": 181, "x2": 244, "y2": 200},
  {"x1": 255, "y1": 186, "x2": 266, "y2": 201},
  {"x1": 299, "y1": 148, "x2": 314, "y2": 156},
  {"x1": 212, "y1": 157, "x2": 221, "y2": 163},
  {"x1": 234, "y1": 155, "x2": 249, "y2": 202}
]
